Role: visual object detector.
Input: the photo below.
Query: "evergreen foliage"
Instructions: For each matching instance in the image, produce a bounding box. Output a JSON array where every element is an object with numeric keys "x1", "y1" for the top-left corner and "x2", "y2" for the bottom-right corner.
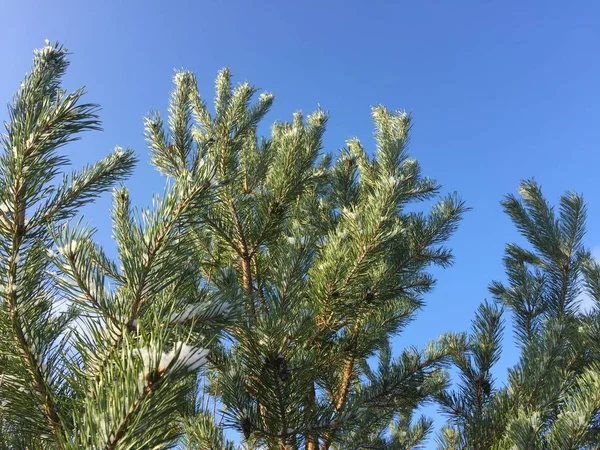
[
  {"x1": 2, "y1": 43, "x2": 600, "y2": 450},
  {"x1": 145, "y1": 62, "x2": 467, "y2": 449},
  {"x1": 0, "y1": 43, "x2": 224, "y2": 449},
  {"x1": 438, "y1": 181, "x2": 600, "y2": 450}
]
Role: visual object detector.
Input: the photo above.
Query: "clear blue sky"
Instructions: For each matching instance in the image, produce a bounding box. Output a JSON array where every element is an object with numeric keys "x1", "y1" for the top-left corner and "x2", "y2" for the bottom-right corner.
[{"x1": 2, "y1": 0, "x2": 599, "y2": 446}]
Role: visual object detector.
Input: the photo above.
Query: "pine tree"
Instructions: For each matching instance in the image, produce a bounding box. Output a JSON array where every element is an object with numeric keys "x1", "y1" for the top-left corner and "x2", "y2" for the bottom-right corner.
[
  {"x1": 141, "y1": 66, "x2": 467, "y2": 449},
  {"x1": 437, "y1": 180, "x2": 600, "y2": 450},
  {"x1": 6, "y1": 42, "x2": 600, "y2": 450},
  {"x1": 0, "y1": 43, "x2": 227, "y2": 449},
  {"x1": 1, "y1": 42, "x2": 514, "y2": 450}
]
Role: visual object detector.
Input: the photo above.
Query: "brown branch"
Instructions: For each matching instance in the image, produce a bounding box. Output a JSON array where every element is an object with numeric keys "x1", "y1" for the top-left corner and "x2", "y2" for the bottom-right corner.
[
  {"x1": 7, "y1": 179, "x2": 64, "y2": 448},
  {"x1": 226, "y1": 195, "x2": 257, "y2": 317},
  {"x1": 319, "y1": 352, "x2": 355, "y2": 450},
  {"x1": 241, "y1": 255, "x2": 254, "y2": 296},
  {"x1": 11, "y1": 306, "x2": 63, "y2": 447},
  {"x1": 305, "y1": 382, "x2": 319, "y2": 450},
  {"x1": 252, "y1": 252, "x2": 268, "y2": 312},
  {"x1": 105, "y1": 374, "x2": 162, "y2": 450},
  {"x1": 335, "y1": 356, "x2": 354, "y2": 413}
]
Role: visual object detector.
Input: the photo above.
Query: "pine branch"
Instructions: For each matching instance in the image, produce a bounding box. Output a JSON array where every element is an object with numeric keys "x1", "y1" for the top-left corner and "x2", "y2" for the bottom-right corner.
[{"x1": 0, "y1": 41, "x2": 131, "y2": 449}]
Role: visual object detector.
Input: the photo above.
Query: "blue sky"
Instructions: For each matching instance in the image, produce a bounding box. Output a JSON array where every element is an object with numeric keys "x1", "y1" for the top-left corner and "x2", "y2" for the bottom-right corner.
[{"x1": 2, "y1": 0, "x2": 599, "y2": 446}]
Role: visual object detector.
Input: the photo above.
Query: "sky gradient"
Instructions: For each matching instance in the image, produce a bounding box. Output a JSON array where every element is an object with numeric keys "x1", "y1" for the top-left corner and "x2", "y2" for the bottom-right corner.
[{"x1": 1, "y1": 0, "x2": 599, "y2": 446}]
